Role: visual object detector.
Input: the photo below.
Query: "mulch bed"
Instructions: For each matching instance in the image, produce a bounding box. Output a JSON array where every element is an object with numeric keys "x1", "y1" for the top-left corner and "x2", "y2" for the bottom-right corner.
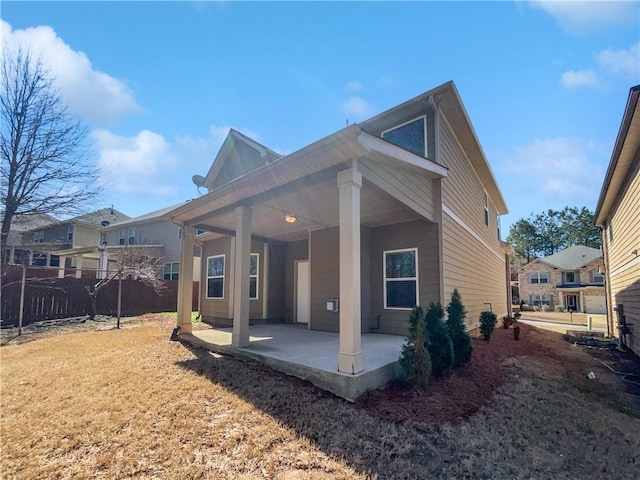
[{"x1": 357, "y1": 323, "x2": 599, "y2": 424}]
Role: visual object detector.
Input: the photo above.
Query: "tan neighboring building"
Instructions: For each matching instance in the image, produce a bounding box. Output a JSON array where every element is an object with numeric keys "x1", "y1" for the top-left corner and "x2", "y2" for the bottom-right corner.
[
  {"x1": 595, "y1": 85, "x2": 640, "y2": 354},
  {"x1": 170, "y1": 80, "x2": 510, "y2": 379},
  {"x1": 518, "y1": 246, "x2": 605, "y2": 313}
]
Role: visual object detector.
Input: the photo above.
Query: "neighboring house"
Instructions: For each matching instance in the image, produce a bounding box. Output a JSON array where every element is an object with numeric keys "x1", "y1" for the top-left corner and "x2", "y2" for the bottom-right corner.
[
  {"x1": 1, "y1": 212, "x2": 58, "y2": 264},
  {"x1": 13, "y1": 208, "x2": 128, "y2": 272},
  {"x1": 595, "y1": 85, "x2": 640, "y2": 354},
  {"x1": 170, "y1": 80, "x2": 510, "y2": 377},
  {"x1": 518, "y1": 246, "x2": 606, "y2": 313},
  {"x1": 98, "y1": 202, "x2": 201, "y2": 282}
]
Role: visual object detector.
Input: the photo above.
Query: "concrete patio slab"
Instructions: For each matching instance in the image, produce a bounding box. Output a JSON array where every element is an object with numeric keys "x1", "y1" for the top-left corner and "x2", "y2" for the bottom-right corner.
[{"x1": 179, "y1": 324, "x2": 405, "y2": 401}]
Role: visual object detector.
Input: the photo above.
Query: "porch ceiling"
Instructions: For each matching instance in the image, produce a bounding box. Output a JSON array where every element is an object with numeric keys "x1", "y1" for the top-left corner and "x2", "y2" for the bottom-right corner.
[{"x1": 193, "y1": 174, "x2": 421, "y2": 242}]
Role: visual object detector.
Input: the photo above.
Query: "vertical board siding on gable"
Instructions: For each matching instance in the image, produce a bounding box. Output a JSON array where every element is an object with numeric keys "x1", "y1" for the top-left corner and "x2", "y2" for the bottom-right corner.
[
  {"x1": 607, "y1": 164, "x2": 640, "y2": 353},
  {"x1": 440, "y1": 119, "x2": 499, "y2": 247},
  {"x1": 200, "y1": 237, "x2": 232, "y2": 320},
  {"x1": 212, "y1": 141, "x2": 265, "y2": 189},
  {"x1": 359, "y1": 159, "x2": 435, "y2": 221}
]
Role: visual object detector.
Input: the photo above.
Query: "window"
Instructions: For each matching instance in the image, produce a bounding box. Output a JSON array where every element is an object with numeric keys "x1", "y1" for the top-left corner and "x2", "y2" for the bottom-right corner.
[
  {"x1": 381, "y1": 116, "x2": 426, "y2": 157},
  {"x1": 163, "y1": 262, "x2": 179, "y2": 281},
  {"x1": 100, "y1": 232, "x2": 107, "y2": 245},
  {"x1": 483, "y1": 191, "x2": 489, "y2": 226},
  {"x1": 592, "y1": 271, "x2": 604, "y2": 283},
  {"x1": 67, "y1": 224, "x2": 74, "y2": 242},
  {"x1": 206, "y1": 255, "x2": 225, "y2": 299},
  {"x1": 128, "y1": 227, "x2": 136, "y2": 245},
  {"x1": 530, "y1": 294, "x2": 551, "y2": 306},
  {"x1": 250, "y1": 253, "x2": 259, "y2": 299},
  {"x1": 32, "y1": 253, "x2": 47, "y2": 266},
  {"x1": 384, "y1": 248, "x2": 418, "y2": 309},
  {"x1": 49, "y1": 255, "x2": 60, "y2": 267},
  {"x1": 564, "y1": 271, "x2": 577, "y2": 283},
  {"x1": 34, "y1": 231, "x2": 44, "y2": 243},
  {"x1": 497, "y1": 215, "x2": 501, "y2": 241},
  {"x1": 119, "y1": 229, "x2": 126, "y2": 245},
  {"x1": 196, "y1": 228, "x2": 206, "y2": 235},
  {"x1": 529, "y1": 272, "x2": 549, "y2": 284}
]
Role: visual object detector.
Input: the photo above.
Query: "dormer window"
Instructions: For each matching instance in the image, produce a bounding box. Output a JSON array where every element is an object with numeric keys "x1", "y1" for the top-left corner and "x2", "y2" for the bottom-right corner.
[{"x1": 381, "y1": 116, "x2": 427, "y2": 157}]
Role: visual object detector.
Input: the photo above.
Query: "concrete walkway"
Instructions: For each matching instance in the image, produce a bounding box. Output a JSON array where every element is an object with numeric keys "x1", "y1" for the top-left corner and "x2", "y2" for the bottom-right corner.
[
  {"x1": 180, "y1": 324, "x2": 405, "y2": 401},
  {"x1": 519, "y1": 318, "x2": 607, "y2": 335}
]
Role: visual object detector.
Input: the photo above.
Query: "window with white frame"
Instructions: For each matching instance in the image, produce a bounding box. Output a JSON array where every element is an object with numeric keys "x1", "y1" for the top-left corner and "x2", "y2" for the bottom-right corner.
[
  {"x1": 67, "y1": 224, "x2": 74, "y2": 242},
  {"x1": 119, "y1": 229, "x2": 126, "y2": 245},
  {"x1": 249, "y1": 253, "x2": 259, "y2": 300},
  {"x1": 163, "y1": 262, "x2": 179, "y2": 280},
  {"x1": 530, "y1": 294, "x2": 551, "y2": 306},
  {"x1": 128, "y1": 227, "x2": 136, "y2": 245},
  {"x1": 529, "y1": 272, "x2": 550, "y2": 284},
  {"x1": 33, "y1": 231, "x2": 44, "y2": 242},
  {"x1": 384, "y1": 248, "x2": 418, "y2": 309},
  {"x1": 592, "y1": 270, "x2": 604, "y2": 283},
  {"x1": 381, "y1": 116, "x2": 427, "y2": 157},
  {"x1": 206, "y1": 255, "x2": 225, "y2": 299},
  {"x1": 483, "y1": 191, "x2": 489, "y2": 226},
  {"x1": 564, "y1": 271, "x2": 577, "y2": 283}
]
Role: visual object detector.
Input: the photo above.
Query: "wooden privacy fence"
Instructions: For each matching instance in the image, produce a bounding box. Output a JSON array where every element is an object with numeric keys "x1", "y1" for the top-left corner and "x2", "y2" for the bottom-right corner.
[{"x1": 1, "y1": 266, "x2": 199, "y2": 326}]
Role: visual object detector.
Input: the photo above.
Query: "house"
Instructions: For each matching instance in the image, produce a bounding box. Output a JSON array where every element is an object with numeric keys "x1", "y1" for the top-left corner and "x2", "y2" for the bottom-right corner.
[
  {"x1": 518, "y1": 246, "x2": 605, "y2": 313},
  {"x1": 169, "y1": 80, "x2": 509, "y2": 390},
  {"x1": 1, "y1": 212, "x2": 58, "y2": 264},
  {"x1": 98, "y1": 202, "x2": 201, "y2": 282},
  {"x1": 12, "y1": 208, "x2": 128, "y2": 274},
  {"x1": 594, "y1": 85, "x2": 640, "y2": 353}
]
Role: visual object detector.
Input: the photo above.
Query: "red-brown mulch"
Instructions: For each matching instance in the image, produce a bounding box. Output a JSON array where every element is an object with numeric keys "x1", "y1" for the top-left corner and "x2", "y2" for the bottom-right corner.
[{"x1": 357, "y1": 323, "x2": 583, "y2": 424}]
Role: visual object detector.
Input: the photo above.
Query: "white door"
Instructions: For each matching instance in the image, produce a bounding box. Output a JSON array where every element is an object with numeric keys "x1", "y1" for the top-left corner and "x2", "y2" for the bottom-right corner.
[
  {"x1": 296, "y1": 261, "x2": 309, "y2": 323},
  {"x1": 585, "y1": 295, "x2": 606, "y2": 314}
]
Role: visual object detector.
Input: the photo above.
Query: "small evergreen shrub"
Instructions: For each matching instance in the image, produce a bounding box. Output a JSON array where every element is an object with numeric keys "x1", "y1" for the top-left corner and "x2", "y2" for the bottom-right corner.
[
  {"x1": 446, "y1": 289, "x2": 473, "y2": 367},
  {"x1": 555, "y1": 305, "x2": 565, "y2": 312},
  {"x1": 424, "y1": 302, "x2": 454, "y2": 377},
  {"x1": 533, "y1": 305, "x2": 541, "y2": 312},
  {"x1": 521, "y1": 303, "x2": 531, "y2": 311},
  {"x1": 479, "y1": 311, "x2": 497, "y2": 340},
  {"x1": 399, "y1": 306, "x2": 432, "y2": 386},
  {"x1": 541, "y1": 304, "x2": 551, "y2": 312}
]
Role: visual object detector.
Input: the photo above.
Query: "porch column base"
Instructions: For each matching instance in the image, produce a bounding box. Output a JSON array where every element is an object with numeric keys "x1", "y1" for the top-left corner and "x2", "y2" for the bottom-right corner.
[
  {"x1": 232, "y1": 333, "x2": 250, "y2": 348},
  {"x1": 338, "y1": 351, "x2": 363, "y2": 375}
]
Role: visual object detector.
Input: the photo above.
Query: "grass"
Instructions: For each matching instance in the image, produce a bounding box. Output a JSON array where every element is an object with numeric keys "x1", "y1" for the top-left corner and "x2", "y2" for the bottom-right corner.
[{"x1": 1, "y1": 314, "x2": 639, "y2": 479}]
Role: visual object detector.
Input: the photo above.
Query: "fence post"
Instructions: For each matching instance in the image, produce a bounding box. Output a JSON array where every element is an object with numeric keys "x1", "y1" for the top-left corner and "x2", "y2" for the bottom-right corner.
[
  {"x1": 117, "y1": 275, "x2": 122, "y2": 329},
  {"x1": 18, "y1": 265, "x2": 26, "y2": 336}
]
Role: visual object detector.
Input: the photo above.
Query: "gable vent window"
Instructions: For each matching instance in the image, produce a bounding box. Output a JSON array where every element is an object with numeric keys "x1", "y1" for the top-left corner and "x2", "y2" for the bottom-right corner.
[{"x1": 381, "y1": 116, "x2": 426, "y2": 157}]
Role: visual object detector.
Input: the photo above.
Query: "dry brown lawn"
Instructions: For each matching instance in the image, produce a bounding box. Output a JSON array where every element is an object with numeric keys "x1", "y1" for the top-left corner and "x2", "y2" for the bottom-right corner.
[{"x1": 1, "y1": 315, "x2": 640, "y2": 479}]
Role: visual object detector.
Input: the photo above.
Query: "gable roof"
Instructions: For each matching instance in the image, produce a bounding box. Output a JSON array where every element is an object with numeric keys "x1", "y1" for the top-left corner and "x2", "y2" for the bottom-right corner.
[
  {"x1": 536, "y1": 245, "x2": 602, "y2": 270},
  {"x1": 360, "y1": 80, "x2": 507, "y2": 215},
  {"x1": 595, "y1": 85, "x2": 640, "y2": 226},
  {"x1": 70, "y1": 208, "x2": 130, "y2": 227},
  {"x1": 1, "y1": 212, "x2": 58, "y2": 245},
  {"x1": 104, "y1": 201, "x2": 192, "y2": 230},
  {"x1": 203, "y1": 129, "x2": 282, "y2": 190}
]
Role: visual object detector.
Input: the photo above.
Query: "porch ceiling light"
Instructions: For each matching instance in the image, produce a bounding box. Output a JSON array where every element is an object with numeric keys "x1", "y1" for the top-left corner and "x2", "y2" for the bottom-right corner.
[{"x1": 284, "y1": 214, "x2": 297, "y2": 223}]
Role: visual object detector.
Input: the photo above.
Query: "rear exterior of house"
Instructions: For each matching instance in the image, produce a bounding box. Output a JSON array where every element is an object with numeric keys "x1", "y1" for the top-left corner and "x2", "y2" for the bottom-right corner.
[
  {"x1": 595, "y1": 85, "x2": 640, "y2": 354},
  {"x1": 191, "y1": 82, "x2": 508, "y2": 339}
]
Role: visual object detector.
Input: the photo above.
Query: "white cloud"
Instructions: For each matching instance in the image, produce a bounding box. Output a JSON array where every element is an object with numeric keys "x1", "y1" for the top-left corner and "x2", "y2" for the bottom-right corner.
[
  {"x1": 344, "y1": 81, "x2": 363, "y2": 92},
  {"x1": 595, "y1": 43, "x2": 640, "y2": 80},
  {"x1": 529, "y1": 1, "x2": 638, "y2": 33},
  {"x1": 93, "y1": 124, "x2": 265, "y2": 196},
  {"x1": 1, "y1": 20, "x2": 142, "y2": 126},
  {"x1": 342, "y1": 96, "x2": 373, "y2": 119},
  {"x1": 504, "y1": 137, "x2": 604, "y2": 204},
  {"x1": 560, "y1": 69, "x2": 601, "y2": 89}
]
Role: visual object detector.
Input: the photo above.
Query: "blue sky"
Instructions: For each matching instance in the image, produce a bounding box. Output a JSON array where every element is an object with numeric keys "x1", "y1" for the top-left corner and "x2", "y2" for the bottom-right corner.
[{"x1": 2, "y1": 1, "x2": 639, "y2": 234}]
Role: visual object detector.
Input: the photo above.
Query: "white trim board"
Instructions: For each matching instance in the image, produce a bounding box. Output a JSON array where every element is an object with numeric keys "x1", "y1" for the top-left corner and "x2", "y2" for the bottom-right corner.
[
  {"x1": 442, "y1": 205, "x2": 504, "y2": 262},
  {"x1": 609, "y1": 255, "x2": 640, "y2": 278}
]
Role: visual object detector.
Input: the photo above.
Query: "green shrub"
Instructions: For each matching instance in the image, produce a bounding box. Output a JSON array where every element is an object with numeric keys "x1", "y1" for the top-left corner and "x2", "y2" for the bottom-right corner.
[
  {"x1": 399, "y1": 306, "x2": 432, "y2": 386},
  {"x1": 555, "y1": 305, "x2": 565, "y2": 312},
  {"x1": 521, "y1": 303, "x2": 531, "y2": 311},
  {"x1": 424, "y1": 302, "x2": 454, "y2": 377},
  {"x1": 533, "y1": 305, "x2": 541, "y2": 312},
  {"x1": 446, "y1": 289, "x2": 473, "y2": 367},
  {"x1": 541, "y1": 304, "x2": 551, "y2": 312},
  {"x1": 479, "y1": 311, "x2": 497, "y2": 340}
]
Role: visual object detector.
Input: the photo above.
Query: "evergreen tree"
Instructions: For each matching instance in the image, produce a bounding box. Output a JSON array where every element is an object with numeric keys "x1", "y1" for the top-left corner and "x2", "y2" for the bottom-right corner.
[
  {"x1": 424, "y1": 302, "x2": 454, "y2": 377},
  {"x1": 446, "y1": 289, "x2": 473, "y2": 367},
  {"x1": 399, "y1": 306, "x2": 432, "y2": 386}
]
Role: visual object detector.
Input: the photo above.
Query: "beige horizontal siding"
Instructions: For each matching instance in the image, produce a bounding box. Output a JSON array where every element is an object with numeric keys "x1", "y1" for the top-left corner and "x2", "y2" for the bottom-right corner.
[
  {"x1": 200, "y1": 237, "x2": 232, "y2": 319},
  {"x1": 608, "y1": 166, "x2": 639, "y2": 270}
]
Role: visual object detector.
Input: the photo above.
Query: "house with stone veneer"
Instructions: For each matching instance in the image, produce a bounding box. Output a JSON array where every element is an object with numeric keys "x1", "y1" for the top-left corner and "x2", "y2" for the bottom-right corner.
[
  {"x1": 518, "y1": 245, "x2": 605, "y2": 313},
  {"x1": 169, "y1": 80, "x2": 511, "y2": 384}
]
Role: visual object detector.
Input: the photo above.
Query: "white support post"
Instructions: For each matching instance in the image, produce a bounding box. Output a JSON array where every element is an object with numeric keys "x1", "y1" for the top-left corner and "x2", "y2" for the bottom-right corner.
[
  {"x1": 177, "y1": 226, "x2": 196, "y2": 334},
  {"x1": 58, "y1": 256, "x2": 67, "y2": 278},
  {"x1": 233, "y1": 206, "x2": 252, "y2": 347},
  {"x1": 75, "y1": 257, "x2": 83, "y2": 279},
  {"x1": 337, "y1": 167, "x2": 364, "y2": 375}
]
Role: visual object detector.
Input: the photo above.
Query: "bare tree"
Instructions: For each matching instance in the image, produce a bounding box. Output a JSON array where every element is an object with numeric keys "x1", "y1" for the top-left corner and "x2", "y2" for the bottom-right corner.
[
  {"x1": 85, "y1": 247, "x2": 165, "y2": 325},
  {"x1": 1, "y1": 48, "x2": 100, "y2": 257}
]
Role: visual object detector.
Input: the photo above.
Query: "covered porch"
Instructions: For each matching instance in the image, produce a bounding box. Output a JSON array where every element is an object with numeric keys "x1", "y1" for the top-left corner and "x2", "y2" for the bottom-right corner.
[{"x1": 180, "y1": 323, "x2": 405, "y2": 401}]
